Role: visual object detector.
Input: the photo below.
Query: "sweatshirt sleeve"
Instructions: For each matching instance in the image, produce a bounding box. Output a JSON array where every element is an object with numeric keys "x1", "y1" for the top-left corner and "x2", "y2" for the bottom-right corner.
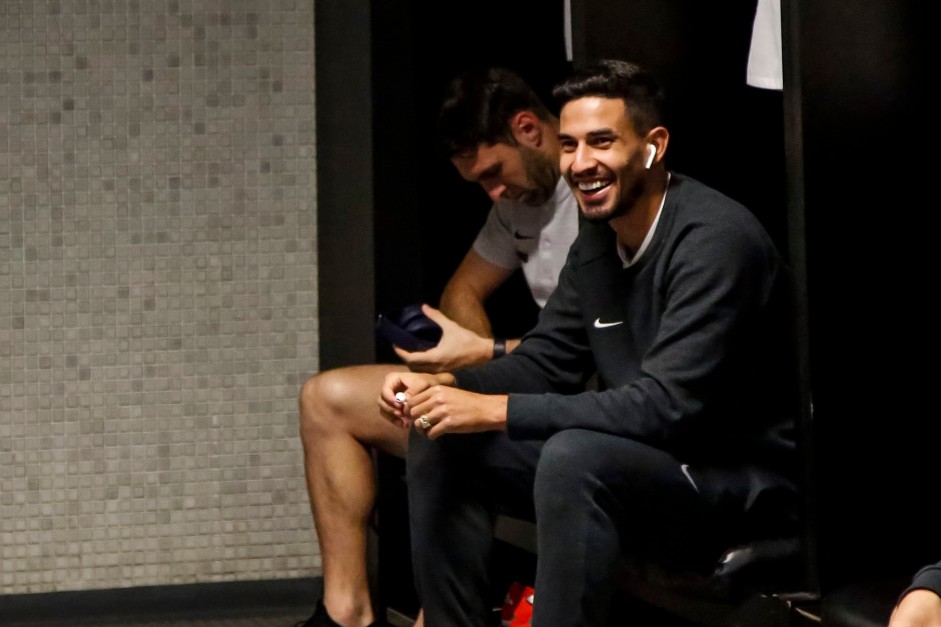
[{"x1": 453, "y1": 241, "x2": 595, "y2": 399}]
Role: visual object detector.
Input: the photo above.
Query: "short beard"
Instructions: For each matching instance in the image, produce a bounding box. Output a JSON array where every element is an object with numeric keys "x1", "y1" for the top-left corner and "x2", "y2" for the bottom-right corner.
[
  {"x1": 519, "y1": 146, "x2": 560, "y2": 207},
  {"x1": 578, "y1": 178, "x2": 644, "y2": 224}
]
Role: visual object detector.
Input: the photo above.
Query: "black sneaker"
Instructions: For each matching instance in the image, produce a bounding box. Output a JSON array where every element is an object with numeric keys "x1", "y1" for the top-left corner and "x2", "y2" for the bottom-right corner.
[
  {"x1": 294, "y1": 600, "x2": 341, "y2": 627},
  {"x1": 294, "y1": 599, "x2": 388, "y2": 627}
]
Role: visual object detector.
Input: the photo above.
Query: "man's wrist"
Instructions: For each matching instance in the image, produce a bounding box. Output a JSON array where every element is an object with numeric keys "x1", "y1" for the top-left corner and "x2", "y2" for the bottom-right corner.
[
  {"x1": 492, "y1": 337, "x2": 507, "y2": 359},
  {"x1": 435, "y1": 372, "x2": 457, "y2": 387}
]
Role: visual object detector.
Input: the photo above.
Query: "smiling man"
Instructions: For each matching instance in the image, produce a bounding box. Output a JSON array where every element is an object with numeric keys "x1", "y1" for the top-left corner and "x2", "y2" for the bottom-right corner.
[{"x1": 380, "y1": 59, "x2": 800, "y2": 626}]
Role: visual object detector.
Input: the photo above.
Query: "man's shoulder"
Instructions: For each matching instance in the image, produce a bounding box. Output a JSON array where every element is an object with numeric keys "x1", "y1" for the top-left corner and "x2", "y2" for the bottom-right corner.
[
  {"x1": 669, "y1": 173, "x2": 769, "y2": 236},
  {"x1": 670, "y1": 173, "x2": 745, "y2": 211}
]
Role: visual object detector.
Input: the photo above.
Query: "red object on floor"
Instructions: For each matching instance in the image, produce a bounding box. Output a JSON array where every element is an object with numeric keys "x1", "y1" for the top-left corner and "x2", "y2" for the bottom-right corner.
[{"x1": 500, "y1": 582, "x2": 535, "y2": 626}]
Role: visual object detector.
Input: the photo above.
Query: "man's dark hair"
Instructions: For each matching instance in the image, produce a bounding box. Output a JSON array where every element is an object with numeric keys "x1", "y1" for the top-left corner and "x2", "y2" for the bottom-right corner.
[
  {"x1": 552, "y1": 59, "x2": 665, "y2": 135},
  {"x1": 437, "y1": 66, "x2": 554, "y2": 158}
]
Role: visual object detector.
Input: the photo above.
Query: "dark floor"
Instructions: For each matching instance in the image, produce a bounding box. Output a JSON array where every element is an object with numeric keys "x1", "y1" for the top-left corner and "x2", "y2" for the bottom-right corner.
[
  {"x1": 0, "y1": 578, "x2": 322, "y2": 627},
  {"x1": 5, "y1": 612, "x2": 313, "y2": 627},
  {"x1": 0, "y1": 573, "x2": 720, "y2": 627},
  {"x1": 0, "y1": 574, "x2": 815, "y2": 627}
]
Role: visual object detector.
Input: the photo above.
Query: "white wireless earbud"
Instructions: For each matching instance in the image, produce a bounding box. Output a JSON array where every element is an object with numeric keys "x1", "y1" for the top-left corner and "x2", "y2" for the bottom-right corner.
[{"x1": 644, "y1": 144, "x2": 656, "y2": 170}]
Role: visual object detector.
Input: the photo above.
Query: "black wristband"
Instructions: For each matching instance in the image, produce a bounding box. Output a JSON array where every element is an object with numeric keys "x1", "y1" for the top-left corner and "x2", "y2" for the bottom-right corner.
[{"x1": 492, "y1": 338, "x2": 507, "y2": 359}]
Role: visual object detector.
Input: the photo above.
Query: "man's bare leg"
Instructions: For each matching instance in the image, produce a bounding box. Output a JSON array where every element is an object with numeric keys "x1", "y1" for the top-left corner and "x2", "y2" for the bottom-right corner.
[{"x1": 299, "y1": 364, "x2": 410, "y2": 626}]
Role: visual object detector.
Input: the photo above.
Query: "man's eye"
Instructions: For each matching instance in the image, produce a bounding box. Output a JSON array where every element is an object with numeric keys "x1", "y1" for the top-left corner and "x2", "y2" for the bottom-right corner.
[
  {"x1": 560, "y1": 142, "x2": 577, "y2": 153},
  {"x1": 591, "y1": 138, "x2": 614, "y2": 148}
]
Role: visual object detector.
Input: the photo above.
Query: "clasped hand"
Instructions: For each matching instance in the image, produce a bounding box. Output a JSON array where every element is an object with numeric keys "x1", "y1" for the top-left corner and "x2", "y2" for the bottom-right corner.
[{"x1": 378, "y1": 371, "x2": 508, "y2": 439}]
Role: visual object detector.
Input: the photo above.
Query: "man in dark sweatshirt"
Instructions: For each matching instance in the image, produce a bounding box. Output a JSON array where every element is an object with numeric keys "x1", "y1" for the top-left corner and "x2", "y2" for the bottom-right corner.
[{"x1": 379, "y1": 59, "x2": 800, "y2": 627}]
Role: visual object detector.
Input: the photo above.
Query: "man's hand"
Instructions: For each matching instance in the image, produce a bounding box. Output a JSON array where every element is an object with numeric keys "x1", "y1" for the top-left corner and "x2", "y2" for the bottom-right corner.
[
  {"x1": 889, "y1": 589, "x2": 941, "y2": 627},
  {"x1": 404, "y1": 385, "x2": 508, "y2": 440},
  {"x1": 394, "y1": 305, "x2": 494, "y2": 373},
  {"x1": 378, "y1": 370, "x2": 452, "y2": 429}
]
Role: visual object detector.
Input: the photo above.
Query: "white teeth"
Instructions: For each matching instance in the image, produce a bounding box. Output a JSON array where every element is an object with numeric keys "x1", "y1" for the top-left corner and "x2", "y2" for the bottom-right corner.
[{"x1": 578, "y1": 180, "x2": 608, "y2": 192}]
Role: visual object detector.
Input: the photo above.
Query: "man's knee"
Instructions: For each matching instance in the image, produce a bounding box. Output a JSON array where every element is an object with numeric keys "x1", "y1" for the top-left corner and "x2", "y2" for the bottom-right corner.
[
  {"x1": 298, "y1": 368, "x2": 362, "y2": 438},
  {"x1": 534, "y1": 430, "x2": 589, "y2": 506},
  {"x1": 533, "y1": 430, "x2": 637, "y2": 510}
]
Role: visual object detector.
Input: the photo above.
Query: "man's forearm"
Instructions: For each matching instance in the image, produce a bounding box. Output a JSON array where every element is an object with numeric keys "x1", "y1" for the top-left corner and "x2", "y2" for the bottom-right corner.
[
  {"x1": 439, "y1": 291, "x2": 524, "y2": 360},
  {"x1": 439, "y1": 288, "x2": 492, "y2": 337}
]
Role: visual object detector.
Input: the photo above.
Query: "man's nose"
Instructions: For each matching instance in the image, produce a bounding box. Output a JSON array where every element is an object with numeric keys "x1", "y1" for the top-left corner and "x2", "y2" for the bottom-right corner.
[
  {"x1": 571, "y1": 144, "x2": 595, "y2": 173},
  {"x1": 481, "y1": 181, "x2": 507, "y2": 202}
]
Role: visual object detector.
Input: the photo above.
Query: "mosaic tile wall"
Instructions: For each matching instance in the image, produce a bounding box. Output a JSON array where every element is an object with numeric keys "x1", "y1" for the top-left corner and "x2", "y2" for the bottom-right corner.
[{"x1": 0, "y1": 0, "x2": 319, "y2": 594}]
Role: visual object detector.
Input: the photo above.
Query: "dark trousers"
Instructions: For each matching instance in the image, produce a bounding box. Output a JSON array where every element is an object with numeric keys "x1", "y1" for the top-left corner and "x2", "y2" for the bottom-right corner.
[{"x1": 406, "y1": 427, "x2": 796, "y2": 627}]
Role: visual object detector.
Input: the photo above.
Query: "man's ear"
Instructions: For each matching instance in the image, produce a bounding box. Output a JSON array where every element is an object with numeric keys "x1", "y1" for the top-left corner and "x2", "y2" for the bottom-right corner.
[
  {"x1": 645, "y1": 126, "x2": 670, "y2": 163},
  {"x1": 511, "y1": 111, "x2": 542, "y2": 147}
]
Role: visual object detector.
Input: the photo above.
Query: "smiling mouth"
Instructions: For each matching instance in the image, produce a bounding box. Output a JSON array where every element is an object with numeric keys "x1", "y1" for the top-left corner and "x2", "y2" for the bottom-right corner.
[{"x1": 577, "y1": 180, "x2": 611, "y2": 196}]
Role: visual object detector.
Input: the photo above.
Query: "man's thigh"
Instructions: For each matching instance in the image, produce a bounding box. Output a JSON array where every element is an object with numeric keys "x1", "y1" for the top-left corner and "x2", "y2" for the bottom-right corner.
[
  {"x1": 409, "y1": 429, "x2": 543, "y2": 516},
  {"x1": 536, "y1": 429, "x2": 787, "y2": 571}
]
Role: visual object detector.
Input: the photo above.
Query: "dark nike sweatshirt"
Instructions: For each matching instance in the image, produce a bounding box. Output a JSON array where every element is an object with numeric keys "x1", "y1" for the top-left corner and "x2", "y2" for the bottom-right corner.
[{"x1": 454, "y1": 173, "x2": 797, "y2": 474}]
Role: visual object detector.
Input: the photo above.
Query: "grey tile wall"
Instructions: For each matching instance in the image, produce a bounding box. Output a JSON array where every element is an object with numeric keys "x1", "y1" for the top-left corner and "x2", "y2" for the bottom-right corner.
[{"x1": 0, "y1": 0, "x2": 320, "y2": 594}]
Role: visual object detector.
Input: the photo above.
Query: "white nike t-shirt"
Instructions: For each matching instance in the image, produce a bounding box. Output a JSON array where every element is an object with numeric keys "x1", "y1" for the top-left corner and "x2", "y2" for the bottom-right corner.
[{"x1": 472, "y1": 178, "x2": 579, "y2": 308}]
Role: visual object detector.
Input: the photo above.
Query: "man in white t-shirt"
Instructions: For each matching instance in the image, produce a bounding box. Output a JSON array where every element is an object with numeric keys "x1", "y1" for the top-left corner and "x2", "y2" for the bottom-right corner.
[{"x1": 296, "y1": 67, "x2": 579, "y2": 627}]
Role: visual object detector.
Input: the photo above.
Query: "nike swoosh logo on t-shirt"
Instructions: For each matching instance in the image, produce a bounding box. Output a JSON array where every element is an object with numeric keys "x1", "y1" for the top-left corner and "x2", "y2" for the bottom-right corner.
[{"x1": 593, "y1": 318, "x2": 624, "y2": 329}]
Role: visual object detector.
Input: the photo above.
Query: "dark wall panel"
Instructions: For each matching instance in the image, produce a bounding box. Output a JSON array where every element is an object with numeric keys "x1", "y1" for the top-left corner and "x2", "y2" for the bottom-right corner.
[
  {"x1": 794, "y1": 0, "x2": 935, "y2": 590},
  {"x1": 316, "y1": 0, "x2": 376, "y2": 369}
]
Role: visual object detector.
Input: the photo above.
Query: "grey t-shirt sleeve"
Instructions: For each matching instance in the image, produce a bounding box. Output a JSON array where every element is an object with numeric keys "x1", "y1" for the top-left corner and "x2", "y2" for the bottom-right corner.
[{"x1": 471, "y1": 203, "x2": 520, "y2": 271}]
